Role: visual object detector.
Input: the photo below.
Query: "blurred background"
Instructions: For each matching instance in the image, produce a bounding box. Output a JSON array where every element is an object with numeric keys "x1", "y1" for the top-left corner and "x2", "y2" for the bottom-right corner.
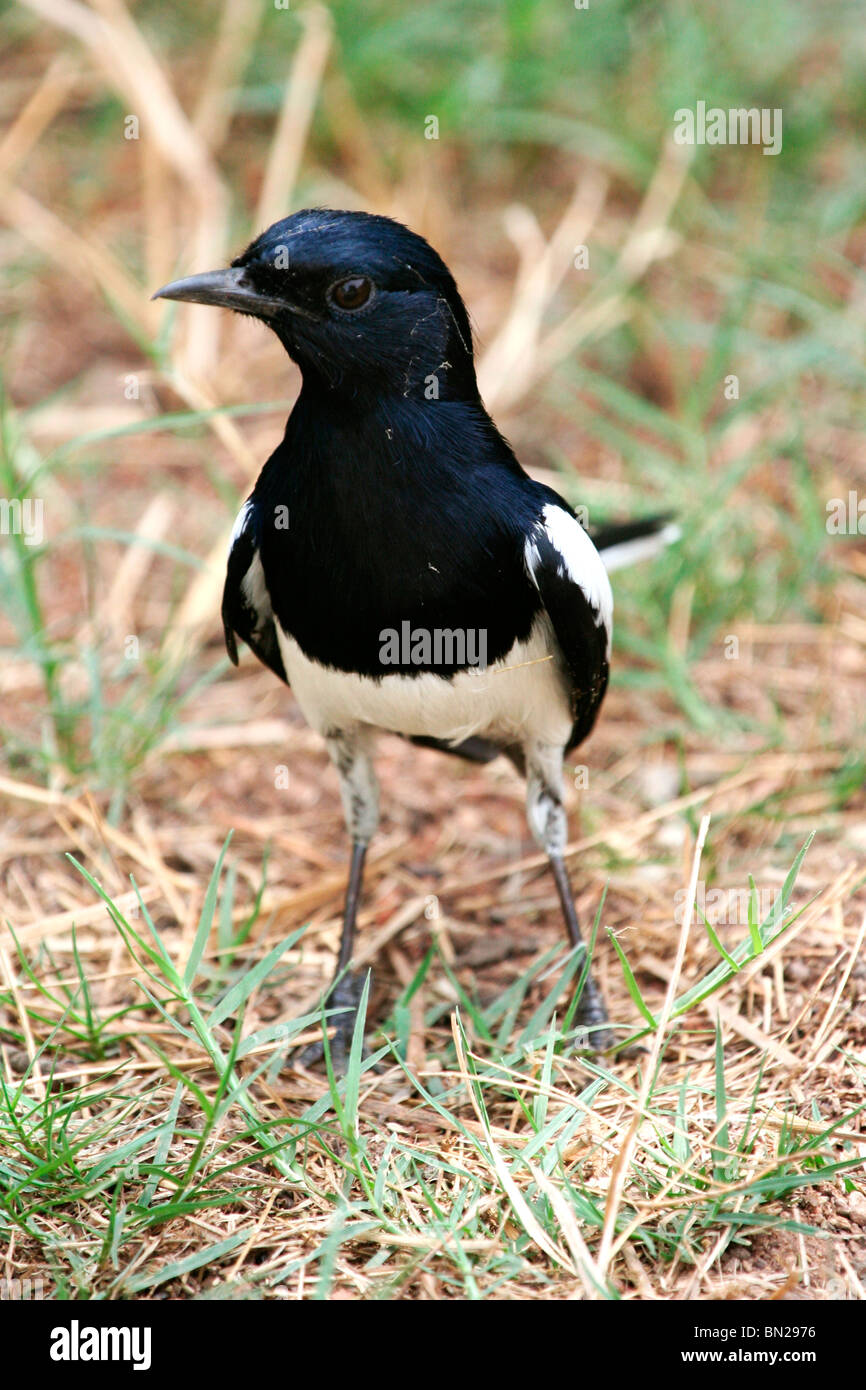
[
  {"x1": 1, "y1": 0, "x2": 864, "y2": 786},
  {"x1": 0, "y1": 0, "x2": 864, "y2": 1300}
]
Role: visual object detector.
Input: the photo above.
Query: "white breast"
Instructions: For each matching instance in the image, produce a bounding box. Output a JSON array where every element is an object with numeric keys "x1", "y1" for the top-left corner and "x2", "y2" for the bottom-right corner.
[{"x1": 275, "y1": 615, "x2": 573, "y2": 748}]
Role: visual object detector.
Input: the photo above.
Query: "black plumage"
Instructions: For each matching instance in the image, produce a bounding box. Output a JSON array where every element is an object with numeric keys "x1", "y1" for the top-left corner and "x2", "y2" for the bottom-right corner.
[{"x1": 154, "y1": 208, "x2": 676, "y2": 1066}]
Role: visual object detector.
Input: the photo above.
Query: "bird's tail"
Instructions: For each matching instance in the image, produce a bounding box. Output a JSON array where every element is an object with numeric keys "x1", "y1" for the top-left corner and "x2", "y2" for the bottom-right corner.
[{"x1": 591, "y1": 514, "x2": 680, "y2": 573}]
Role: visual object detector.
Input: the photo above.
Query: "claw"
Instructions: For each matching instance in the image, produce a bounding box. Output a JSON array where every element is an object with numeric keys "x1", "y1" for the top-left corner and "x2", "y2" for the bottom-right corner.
[
  {"x1": 573, "y1": 969, "x2": 614, "y2": 1053},
  {"x1": 293, "y1": 971, "x2": 367, "y2": 1072}
]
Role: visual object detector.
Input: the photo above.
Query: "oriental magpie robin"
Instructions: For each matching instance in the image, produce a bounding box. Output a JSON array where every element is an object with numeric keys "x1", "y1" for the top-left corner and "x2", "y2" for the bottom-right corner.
[{"x1": 154, "y1": 209, "x2": 677, "y2": 1066}]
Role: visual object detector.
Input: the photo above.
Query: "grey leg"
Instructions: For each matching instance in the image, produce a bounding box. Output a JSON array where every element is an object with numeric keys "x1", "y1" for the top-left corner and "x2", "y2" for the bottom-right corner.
[
  {"x1": 297, "y1": 728, "x2": 379, "y2": 1070},
  {"x1": 525, "y1": 741, "x2": 611, "y2": 1050}
]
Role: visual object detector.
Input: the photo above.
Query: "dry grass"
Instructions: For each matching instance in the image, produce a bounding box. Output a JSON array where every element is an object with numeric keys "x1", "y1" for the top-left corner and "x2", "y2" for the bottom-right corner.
[{"x1": 0, "y1": 0, "x2": 864, "y2": 1300}]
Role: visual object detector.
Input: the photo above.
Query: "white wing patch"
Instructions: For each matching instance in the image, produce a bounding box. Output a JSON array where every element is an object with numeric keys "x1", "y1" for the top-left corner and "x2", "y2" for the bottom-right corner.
[
  {"x1": 228, "y1": 498, "x2": 254, "y2": 554},
  {"x1": 227, "y1": 498, "x2": 274, "y2": 633},
  {"x1": 241, "y1": 549, "x2": 272, "y2": 620},
  {"x1": 524, "y1": 503, "x2": 613, "y2": 653}
]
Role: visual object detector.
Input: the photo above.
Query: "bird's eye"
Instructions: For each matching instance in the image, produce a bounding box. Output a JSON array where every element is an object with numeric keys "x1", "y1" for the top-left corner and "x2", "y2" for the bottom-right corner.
[{"x1": 329, "y1": 276, "x2": 372, "y2": 311}]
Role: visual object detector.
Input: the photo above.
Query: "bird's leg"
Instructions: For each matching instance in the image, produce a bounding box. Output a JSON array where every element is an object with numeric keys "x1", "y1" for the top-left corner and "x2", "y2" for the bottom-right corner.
[
  {"x1": 547, "y1": 852, "x2": 611, "y2": 1047},
  {"x1": 296, "y1": 729, "x2": 379, "y2": 1070},
  {"x1": 525, "y1": 741, "x2": 612, "y2": 1051},
  {"x1": 297, "y1": 840, "x2": 367, "y2": 1069}
]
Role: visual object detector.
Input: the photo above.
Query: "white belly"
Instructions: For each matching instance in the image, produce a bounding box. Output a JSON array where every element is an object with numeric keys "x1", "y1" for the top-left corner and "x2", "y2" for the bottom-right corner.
[{"x1": 276, "y1": 615, "x2": 573, "y2": 748}]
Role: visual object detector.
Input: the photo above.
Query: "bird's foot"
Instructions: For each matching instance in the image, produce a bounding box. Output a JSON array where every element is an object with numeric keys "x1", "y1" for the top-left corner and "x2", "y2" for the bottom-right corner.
[
  {"x1": 571, "y1": 990, "x2": 647, "y2": 1058},
  {"x1": 572, "y1": 973, "x2": 615, "y2": 1054},
  {"x1": 294, "y1": 972, "x2": 367, "y2": 1073}
]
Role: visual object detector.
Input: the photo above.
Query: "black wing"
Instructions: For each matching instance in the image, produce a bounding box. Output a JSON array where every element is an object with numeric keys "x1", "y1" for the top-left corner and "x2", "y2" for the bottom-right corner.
[
  {"x1": 524, "y1": 502, "x2": 612, "y2": 752},
  {"x1": 221, "y1": 500, "x2": 288, "y2": 683}
]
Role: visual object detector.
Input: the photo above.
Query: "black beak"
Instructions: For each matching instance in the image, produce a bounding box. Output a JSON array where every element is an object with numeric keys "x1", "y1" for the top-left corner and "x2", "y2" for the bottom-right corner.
[{"x1": 152, "y1": 267, "x2": 287, "y2": 319}]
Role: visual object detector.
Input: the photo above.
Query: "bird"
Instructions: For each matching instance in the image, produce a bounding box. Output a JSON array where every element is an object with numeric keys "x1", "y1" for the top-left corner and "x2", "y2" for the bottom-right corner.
[{"x1": 153, "y1": 208, "x2": 677, "y2": 1068}]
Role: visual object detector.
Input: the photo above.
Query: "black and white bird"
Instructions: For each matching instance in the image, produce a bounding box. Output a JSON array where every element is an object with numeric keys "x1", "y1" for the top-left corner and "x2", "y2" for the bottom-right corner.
[{"x1": 154, "y1": 209, "x2": 676, "y2": 1065}]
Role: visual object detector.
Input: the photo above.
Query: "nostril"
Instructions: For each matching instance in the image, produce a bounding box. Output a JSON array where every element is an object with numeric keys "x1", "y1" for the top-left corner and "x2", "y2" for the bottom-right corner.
[{"x1": 231, "y1": 261, "x2": 270, "y2": 293}]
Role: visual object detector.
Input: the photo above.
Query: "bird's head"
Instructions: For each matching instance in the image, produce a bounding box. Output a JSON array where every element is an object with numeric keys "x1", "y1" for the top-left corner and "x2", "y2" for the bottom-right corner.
[{"x1": 153, "y1": 208, "x2": 477, "y2": 401}]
